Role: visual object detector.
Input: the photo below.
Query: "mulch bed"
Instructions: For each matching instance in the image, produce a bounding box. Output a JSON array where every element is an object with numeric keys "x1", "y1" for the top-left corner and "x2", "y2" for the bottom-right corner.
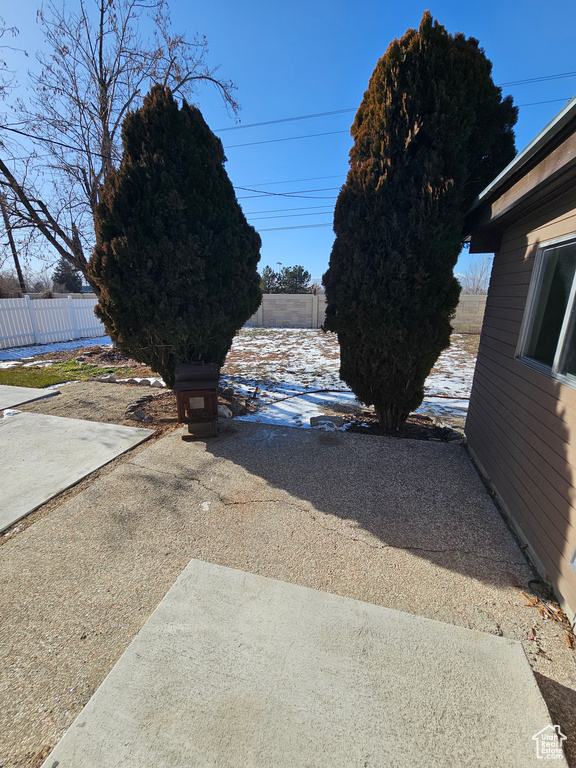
[{"x1": 345, "y1": 414, "x2": 463, "y2": 442}]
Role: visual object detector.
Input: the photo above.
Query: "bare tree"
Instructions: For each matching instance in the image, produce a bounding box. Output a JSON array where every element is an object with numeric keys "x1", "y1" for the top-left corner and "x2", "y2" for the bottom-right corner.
[
  {"x1": 0, "y1": 0, "x2": 238, "y2": 292},
  {"x1": 0, "y1": 190, "x2": 26, "y2": 291},
  {"x1": 458, "y1": 255, "x2": 493, "y2": 294},
  {"x1": 0, "y1": 17, "x2": 21, "y2": 102},
  {"x1": 0, "y1": 268, "x2": 22, "y2": 297},
  {"x1": 0, "y1": 17, "x2": 32, "y2": 290}
]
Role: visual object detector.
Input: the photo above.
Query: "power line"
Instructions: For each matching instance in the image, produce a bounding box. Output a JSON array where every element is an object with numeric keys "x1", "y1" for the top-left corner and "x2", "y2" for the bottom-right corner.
[
  {"x1": 215, "y1": 72, "x2": 576, "y2": 134},
  {"x1": 225, "y1": 99, "x2": 571, "y2": 151},
  {"x1": 239, "y1": 174, "x2": 343, "y2": 187},
  {"x1": 499, "y1": 71, "x2": 576, "y2": 87},
  {"x1": 243, "y1": 204, "x2": 335, "y2": 215},
  {"x1": 248, "y1": 210, "x2": 334, "y2": 221},
  {"x1": 0, "y1": 124, "x2": 110, "y2": 159},
  {"x1": 2, "y1": 87, "x2": 572, "y2": 172},
  {"x1": 515, "y1": 97, "x2": 572, "y2": 107},
  {"x1": 215, "y1": 108, "x2": 356, "y2": 132},
  {"x1": 257, "y1": 222, "x2": 333, "y2": 232},
  {"x1": 226, "y1": 130, "x2": 348, "y2": 149},
  {"x1": 236, "y1": 186, "x2": 340, "y2": 199}
]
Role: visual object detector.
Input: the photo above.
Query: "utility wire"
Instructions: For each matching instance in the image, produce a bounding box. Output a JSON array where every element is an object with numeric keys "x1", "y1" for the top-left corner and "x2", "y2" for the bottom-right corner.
[
  {"x1": 243, "y1": 203, "x2": 335, "y2": 215},
  {"x1": 498, "y1": 71, "x2": 576, "y2": 87},
  {"x1": 215, "y1": 70, "x2": 576, "y2": 133},
  {"x1": 0, "y1": 124, "x2": 111, "y2": 158},
  {"x1": 237, "y1": 185, "x2": 340, "y2": 199},
  {"x1": 1, "y1": 85, "x2": 572, "y2": 175},
  {"x1": 239, "y1": 173, "x2": 343, "y2": 187},
  {"x1": 257, "y1": 222, "x2": 333, "y2": 232},
  {"x1": 515, "y1": 98, "x2": 573, "y2": 108},
  {"x1": 224, "y1": 99, "x2": 571, "y2": 150},
  {"x1": 216, "y1": 108, "x2": 356, "y2": 131},
  {"x1": 248, "y1": 210, "x2": 335, "y2": 221},
  {"x1": 226, "y1": 129, "x2": 349, "y2": 149}
]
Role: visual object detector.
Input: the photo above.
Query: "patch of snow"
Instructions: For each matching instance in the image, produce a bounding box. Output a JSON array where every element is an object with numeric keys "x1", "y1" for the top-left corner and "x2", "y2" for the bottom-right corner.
[
  {"x1": 0, "y1": 336, "x2": 112, "y2": 361},
  {"x1": 222, "y1": 329, "x2": 477, "y2": 430},
  {"x1": 236, "y1": 388, "x2": 358, "y2": 430},
  {"x1": 115, "y1": 376, "x2": 165, "y2": 387},
  {"x1": 22, "y1": 360, "x2": 56, "y2": 368}
]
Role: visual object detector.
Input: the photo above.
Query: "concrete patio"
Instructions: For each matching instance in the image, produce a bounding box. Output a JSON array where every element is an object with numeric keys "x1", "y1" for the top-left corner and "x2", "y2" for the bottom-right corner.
[
  {"x1": 1, "y1": 420, "x2": 573, "y2": 766},
  {"x1": 41, "y1": 559, "x2": 559, "y2": 767}
]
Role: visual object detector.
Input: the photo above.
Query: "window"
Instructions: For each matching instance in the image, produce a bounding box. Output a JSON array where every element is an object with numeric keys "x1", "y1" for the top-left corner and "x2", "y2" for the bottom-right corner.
[{"x1": 518, "y1": 238, "x2": 576, "y2": 386}]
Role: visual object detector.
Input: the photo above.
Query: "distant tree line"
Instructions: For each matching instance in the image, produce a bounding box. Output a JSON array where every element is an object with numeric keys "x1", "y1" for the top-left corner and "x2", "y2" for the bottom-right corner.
[
  {"x1": 0, "y1": 257, "x2": 84, "y2": 296},
  {"x1": 260, "y1": 265, "x2": 312, "y2": 294}
]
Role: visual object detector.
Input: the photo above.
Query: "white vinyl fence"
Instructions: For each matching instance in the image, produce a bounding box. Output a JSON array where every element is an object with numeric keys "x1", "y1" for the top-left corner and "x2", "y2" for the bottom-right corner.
[{"x1": 0, "y1": 296, "x2": 106, "y2": 350}]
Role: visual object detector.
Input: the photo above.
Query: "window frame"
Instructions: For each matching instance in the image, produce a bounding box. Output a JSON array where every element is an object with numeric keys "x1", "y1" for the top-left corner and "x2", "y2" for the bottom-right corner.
[{"x1": 516, "y1": 234, "x2": 576, "y2": 391}]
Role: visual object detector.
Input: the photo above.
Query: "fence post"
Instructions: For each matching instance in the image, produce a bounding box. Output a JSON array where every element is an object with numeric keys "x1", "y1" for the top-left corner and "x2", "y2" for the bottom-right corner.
[
  {"x1": 312, "y1": 293, "x2": 319, "y2": 328},
  {"x1": 67, "y1": 295, "x2": 79, "y2": 339},
  {"x1": 24, "y1": 295, "x2": 41, "y2": 344}
]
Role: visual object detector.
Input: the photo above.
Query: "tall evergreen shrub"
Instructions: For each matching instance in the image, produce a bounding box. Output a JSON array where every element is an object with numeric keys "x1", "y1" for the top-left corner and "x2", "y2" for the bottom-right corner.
[
  {"x1": 89, "y1": 86, "x2": 261, "y2": 387},
  {"x1": 323, "y1": 11, "x2": 517, "y2": 428},
  {"x1": 52, "y1": 257, "x2": 83, "y2": 293}
]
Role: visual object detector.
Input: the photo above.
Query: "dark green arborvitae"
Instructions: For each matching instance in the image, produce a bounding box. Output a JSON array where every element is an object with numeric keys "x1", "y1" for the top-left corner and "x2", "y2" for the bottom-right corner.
[
  {"x1": 323, "y1": 12, "x2": 517, "y2": 428},
  {"x1": 89, "y1": 86, "x2": 261, "y2": 387}
]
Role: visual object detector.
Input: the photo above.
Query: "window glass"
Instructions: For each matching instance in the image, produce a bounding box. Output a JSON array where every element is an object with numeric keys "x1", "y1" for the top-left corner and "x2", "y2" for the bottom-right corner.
[{"x1": 523, "y1": 244, "x2": 576, "y2": 369}]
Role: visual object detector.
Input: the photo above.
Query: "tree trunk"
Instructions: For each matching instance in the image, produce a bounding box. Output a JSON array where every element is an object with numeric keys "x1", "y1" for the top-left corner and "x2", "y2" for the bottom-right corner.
[
  {"x1": 376, "y1": 406, "x2": 408, "y2": 430},
  {"x1": 0, "y1": 192, "x2": 26, "y2": 294}
]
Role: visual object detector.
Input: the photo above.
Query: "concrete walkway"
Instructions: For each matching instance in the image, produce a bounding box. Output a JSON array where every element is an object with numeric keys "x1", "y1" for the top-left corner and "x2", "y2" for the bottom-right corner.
[
  {"x1": 0, "y1": 383, "x2": 59, "y2": 409},
  {"x1": 0, "y1": 411, "x2": 153, "y2": 532},
  {"x1": 42, "y1": 559, "x2": 561, "y2": 768}
]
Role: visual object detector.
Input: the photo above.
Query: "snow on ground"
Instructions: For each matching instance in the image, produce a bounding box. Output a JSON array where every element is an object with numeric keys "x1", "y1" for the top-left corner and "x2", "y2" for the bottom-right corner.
[
  {"x1": 0, "y1": 329, "x2": 478, "y2": 429},
  {"x1": 221, "y1": 328, "x2": 476, "y2": 429},
  {"x1": 0, "y1": 336, "x2": 112, "y2": 361}
]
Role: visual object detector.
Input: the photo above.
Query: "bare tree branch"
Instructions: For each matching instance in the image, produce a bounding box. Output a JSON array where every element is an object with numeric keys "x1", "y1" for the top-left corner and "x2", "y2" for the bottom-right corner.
[
  {"x1": 457, "y1": 255, "x2": 493, "y2": 294},
  {"x1": 0, "y1": 0, "x2": 238, "y2": 286}
]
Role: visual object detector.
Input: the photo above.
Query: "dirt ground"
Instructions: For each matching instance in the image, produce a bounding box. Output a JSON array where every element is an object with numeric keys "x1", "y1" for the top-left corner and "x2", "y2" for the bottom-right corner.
[
  {"x1": 18, "y1": 379, "x2": 254, "y2": 438},
  {"x1": 20, "y1": 341, "x2": 468, "y2": 441}
]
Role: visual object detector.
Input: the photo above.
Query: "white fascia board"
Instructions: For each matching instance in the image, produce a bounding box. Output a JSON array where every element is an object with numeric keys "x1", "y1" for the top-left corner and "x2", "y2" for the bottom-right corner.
[{"x1": 468, "y1": 95, "x2": 576, "y2": 214}]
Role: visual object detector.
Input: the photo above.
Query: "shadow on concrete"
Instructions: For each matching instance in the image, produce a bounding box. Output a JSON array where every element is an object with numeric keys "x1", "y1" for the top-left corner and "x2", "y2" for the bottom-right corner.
[
  {"x1": 196, "y1": 420, "x2": 532, "y2": 589},
  {"x1": 534, "y1": 671, "x2": 576, "y2": 766}
]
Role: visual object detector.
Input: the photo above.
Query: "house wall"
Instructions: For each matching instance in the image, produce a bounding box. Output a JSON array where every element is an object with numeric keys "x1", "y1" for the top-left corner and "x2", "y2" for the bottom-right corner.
[{"x1": 466, "y1": 186, "x2": 576, "y2": 616}]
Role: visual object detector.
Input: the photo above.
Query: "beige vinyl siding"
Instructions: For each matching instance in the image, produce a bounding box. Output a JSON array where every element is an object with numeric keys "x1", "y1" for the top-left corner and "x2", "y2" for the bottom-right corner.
[{"x1": 466, "y1": 185, "x2": 576, "y2": 616}]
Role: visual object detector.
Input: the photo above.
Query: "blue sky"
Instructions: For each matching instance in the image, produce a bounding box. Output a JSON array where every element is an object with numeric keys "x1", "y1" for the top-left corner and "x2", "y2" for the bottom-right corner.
[{"x1": 4, "y1": 0, "x2": 576, "y2": 280}]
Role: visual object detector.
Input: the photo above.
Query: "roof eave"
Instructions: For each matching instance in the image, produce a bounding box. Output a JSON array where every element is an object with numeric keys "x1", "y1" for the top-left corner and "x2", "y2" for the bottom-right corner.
[{"x1": 468, "y1": 94, "x2": 576, "y2": 215}]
